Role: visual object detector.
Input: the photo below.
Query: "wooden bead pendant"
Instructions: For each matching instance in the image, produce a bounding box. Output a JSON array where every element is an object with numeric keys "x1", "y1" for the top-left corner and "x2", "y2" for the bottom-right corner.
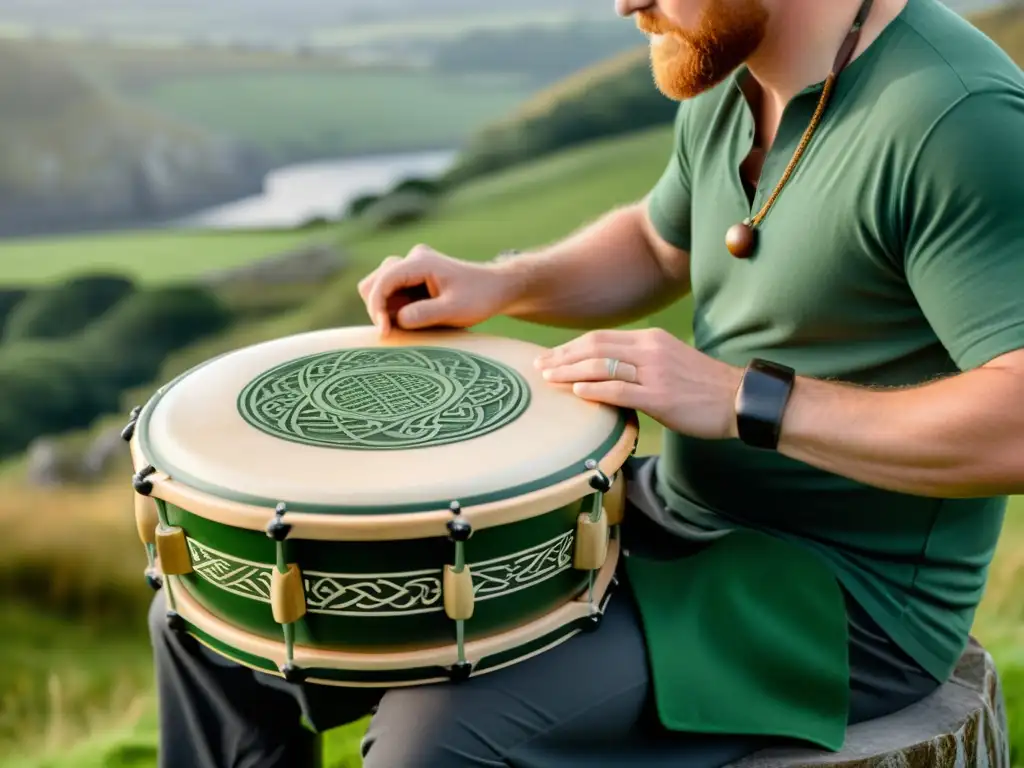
[
  {"x1": 725, "y1": 221, "x2": 757, "y2": 259},
  {"x1": 718, "y1": 0, "x2": 875, "y2": 262}
]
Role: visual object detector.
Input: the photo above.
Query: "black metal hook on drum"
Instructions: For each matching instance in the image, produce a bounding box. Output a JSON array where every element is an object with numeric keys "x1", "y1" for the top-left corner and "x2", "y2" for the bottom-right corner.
[
  {"x1": 449, "y1": 660, "x2": 473, "y2": 683},
  {"x1": 584, "y1": 458, "x2": 611, "y2": 494},
  {"x1": 588, "y1": 470, "x2": 611, "y2": 494},
  {"x1": 121, "y1": 405, "x2": 143, "y2": 442},
  {"x1": 133, "y1": 465, "x2": 156, "y2": 495},
  {"x1": 280, "y1": 663, "x2": 306, "y2": 685},
  {"x1": 265, "y1": 502, "x2": 292, "y2": 541},
  {"x1": 446, "y1": 501, "x2": 473, "y2": 542}
]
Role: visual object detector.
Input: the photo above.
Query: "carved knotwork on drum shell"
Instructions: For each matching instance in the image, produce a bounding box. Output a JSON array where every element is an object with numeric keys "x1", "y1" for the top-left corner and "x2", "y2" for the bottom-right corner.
[
  {"x1": 164, "y1": 537, "x2": 622, "y2": 687},
  {"x1": 185, "y1": 532, "x2": 578, "y2": 617}
]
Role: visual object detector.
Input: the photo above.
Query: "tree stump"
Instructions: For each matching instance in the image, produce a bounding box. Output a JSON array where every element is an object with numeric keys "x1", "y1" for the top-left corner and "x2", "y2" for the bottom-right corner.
[{"x1": 729, "y1": 638, "x2": 1010, "y2": 767}]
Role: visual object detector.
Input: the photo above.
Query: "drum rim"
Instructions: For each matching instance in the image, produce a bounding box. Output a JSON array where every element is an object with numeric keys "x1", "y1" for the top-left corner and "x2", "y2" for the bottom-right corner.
[
  {"x1": 131, "y1": 333, "x2": 639, "y2": 539},
  {"x1": 137, "y1": 383, "x2": 631, "y2": 515}
]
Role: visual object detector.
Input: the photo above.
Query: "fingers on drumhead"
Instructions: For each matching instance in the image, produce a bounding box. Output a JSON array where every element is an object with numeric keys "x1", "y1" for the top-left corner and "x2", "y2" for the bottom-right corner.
[{"x1": 396, "y1": 294, "x2": 451, "y2": 329}]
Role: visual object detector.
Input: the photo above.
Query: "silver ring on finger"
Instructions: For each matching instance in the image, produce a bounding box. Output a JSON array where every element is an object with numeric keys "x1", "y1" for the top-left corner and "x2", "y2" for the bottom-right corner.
[{"x1": 605, "y1": 357, "x2": 621, "y2": 380}]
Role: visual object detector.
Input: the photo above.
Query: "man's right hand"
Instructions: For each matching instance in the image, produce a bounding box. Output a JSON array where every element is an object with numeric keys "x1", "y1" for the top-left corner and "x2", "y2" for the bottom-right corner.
[{"x1": 357, "y1": 244, "x2": 520, "y2": 336}]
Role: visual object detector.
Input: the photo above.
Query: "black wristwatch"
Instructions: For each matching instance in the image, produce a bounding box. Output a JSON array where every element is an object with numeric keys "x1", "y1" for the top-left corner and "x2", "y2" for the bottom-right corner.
[{"x1": 734, "y1": 359, "x2": 796, "y2": 450}]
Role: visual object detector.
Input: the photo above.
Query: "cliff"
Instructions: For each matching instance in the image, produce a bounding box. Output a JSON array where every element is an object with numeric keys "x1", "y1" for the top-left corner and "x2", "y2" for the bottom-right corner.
[{"x1": 0, "y1": 40, "x2": 269, "y2": 237}]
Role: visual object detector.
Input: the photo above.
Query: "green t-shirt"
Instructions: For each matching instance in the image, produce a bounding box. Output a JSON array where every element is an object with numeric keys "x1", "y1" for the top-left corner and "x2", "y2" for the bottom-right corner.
[{"x1": 646, "y1": 0, "x2": 1024, "y2": 686}]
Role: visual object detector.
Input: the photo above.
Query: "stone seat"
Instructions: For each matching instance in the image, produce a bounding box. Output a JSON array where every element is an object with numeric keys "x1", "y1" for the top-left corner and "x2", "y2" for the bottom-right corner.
[{"x1": 728, "y1": 638, "x2": 1010, "y2": 768}]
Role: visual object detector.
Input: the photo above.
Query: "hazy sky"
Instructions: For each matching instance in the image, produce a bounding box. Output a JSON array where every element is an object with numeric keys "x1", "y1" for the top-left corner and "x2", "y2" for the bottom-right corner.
[{"x1": 0, "y1": 0, "x2": 1000, "y2": 45}]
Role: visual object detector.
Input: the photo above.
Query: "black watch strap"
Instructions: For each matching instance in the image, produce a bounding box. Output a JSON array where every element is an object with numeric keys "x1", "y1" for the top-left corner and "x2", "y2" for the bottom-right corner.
[{"x1": 734, "y1": 359, "x2": 796, "y2": 450}]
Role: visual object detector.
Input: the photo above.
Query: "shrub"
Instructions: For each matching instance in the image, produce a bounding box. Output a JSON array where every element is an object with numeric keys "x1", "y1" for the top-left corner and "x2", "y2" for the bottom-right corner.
[
  {"x1": 1000, "y1": 655, "x2": 1024, "y2": 765},
  {"x1": 346, "y1": 193, "x2": 380, "y2": 219},
  {"x1": 2, "y1": 273, "x2": 135, "y2": 342},
  {"x1": 0, "y1": 341, "x2": 114, "y2": 453},
  {"x1": 79, "y1": 285, "x2": 232, "y2": 390},
  {"x1": 346, "y1": 180, "x2": 442, "y2": 223},
  {"x1": 390, "y1": 177, "x2": 443, "y2": 198},
  {"x1": 362, "y1": 191, "x2": 436, "y2": 231},
  {"x1": 0, "y1": 285, "x2": 231, "y2": 459},
  {"x1": 0, "y1": 287, "x2": 28, "y2": 338}
]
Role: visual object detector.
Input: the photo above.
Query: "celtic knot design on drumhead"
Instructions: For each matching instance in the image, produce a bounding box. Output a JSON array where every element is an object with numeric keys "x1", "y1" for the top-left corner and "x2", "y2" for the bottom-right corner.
[{"x1": 237, "y1": 347, "x2": 530, "y2": 450}]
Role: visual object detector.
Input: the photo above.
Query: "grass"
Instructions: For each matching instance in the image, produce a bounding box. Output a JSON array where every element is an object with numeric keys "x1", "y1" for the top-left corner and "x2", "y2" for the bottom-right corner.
[
  {"x1": 0, "y1": 229, "x2": 335, "y2": 286},
  {"x1": 1, "y1": 119, "x2": 1023, "y2": 765},
  {"x1": 134, "y1": 70, "x2": 536, "y2": 159}
]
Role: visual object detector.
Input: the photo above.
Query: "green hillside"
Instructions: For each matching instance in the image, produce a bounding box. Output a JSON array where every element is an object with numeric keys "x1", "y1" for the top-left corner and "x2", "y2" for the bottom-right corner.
[
  {"x1": 0, "y1": 229, "x2": 332, "y2": 286},
  {"x1": 133, "y1": 70, "x2": 533, "y2": 160},
  {"x1": 447, "y1": 3, "x2": 1024, "y2": 186},
  {"x1": 1, "y1": 123, "x2": 1023, "y2": 767},
  {"x1": 33, "y1": 26, "x2": 628, "y2": 165},
  {"x1": 444, "y1": 47, "x2": 672, "y2": 186}
]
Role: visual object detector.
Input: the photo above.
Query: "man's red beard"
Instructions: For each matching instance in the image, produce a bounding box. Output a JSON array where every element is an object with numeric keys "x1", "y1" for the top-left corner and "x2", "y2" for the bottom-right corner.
[{"x1": 636, "y1": 1, "x2": 770, "y2": 101}]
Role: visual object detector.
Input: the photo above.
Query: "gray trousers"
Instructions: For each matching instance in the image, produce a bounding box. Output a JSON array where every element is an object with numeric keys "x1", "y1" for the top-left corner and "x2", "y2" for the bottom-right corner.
[{"x1": 149, "y1": 460, "x2": 941, "y2": 768}]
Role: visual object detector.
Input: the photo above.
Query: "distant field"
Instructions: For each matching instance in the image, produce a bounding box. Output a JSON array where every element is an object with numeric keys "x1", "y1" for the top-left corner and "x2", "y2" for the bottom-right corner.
[
  {"x1": 135, "y1": 70, "x2": 535, "y2": 159},
  {"x1": 9, "y1": 38, "x2": 539, "y2": 161},
  {"x1": 0, "y1": 3, "x2": 603, "y2": 50},
  {"x1": 0, "y1": 229, "x2": 328, "y2": 286},
  {"x1": 61, "y1": 40, "x2": 362, "y2": 90},
  {"x1": 309, "y1": 9, "x2": 607, "y2": 46}
]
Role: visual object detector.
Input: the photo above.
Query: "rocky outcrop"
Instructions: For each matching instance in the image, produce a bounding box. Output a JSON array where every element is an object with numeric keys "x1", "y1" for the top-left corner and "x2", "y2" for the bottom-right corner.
[
  {"x1": 0, "y1": 40, "x2": 271, "y2": 238},
  {"x1": 0, "y1": 136, "x2": 270, "y2": 238},
  {"x1": 24, "y1": 425, "x2": 131, "y2": 487},
  {"x1": 24, "y1": 438, "x2": 67, "y2": 487}
]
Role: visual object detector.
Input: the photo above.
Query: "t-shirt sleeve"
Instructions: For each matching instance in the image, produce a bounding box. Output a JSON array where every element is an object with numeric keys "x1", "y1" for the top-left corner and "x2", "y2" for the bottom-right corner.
[
  {"x1": 646, "y1": 101, "x2": 694, "y2": 251},
  {"x1": 901, "y1": 90, "x2": 1024, "y2": 371}
]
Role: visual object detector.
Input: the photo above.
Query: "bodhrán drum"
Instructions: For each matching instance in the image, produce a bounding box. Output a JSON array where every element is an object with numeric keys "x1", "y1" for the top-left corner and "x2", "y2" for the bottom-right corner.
[{"x1": 123, "y1": 326, "x2": 638, "y2": 687}]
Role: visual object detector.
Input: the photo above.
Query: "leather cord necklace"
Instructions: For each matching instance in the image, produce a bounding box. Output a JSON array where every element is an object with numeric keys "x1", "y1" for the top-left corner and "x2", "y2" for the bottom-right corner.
[{"x1": 725, "y1": 0, "x2": 875, "y2": 259}]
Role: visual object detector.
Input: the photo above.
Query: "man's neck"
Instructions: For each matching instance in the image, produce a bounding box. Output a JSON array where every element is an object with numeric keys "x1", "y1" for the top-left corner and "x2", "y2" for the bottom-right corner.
[{"x1": 744, "y1": 0, "x2": 905, "y2": 133}]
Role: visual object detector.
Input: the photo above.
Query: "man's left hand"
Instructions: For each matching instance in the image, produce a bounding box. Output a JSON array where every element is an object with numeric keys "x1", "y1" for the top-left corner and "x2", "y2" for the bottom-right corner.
[{"x1": 534, "y1": 328, "x2": 744, "y2": 441}]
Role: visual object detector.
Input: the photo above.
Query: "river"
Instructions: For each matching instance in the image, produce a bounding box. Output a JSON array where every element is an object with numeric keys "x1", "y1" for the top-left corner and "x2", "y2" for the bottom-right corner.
[{"x1": 176, "y1": 149, "x2": 458, "y2": 230}]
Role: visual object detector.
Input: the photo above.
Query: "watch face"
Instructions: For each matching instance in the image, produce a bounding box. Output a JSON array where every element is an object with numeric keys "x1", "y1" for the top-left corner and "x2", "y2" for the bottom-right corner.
[{"x1": 736, "y1": 361, "x2": 795, "y2": 450}]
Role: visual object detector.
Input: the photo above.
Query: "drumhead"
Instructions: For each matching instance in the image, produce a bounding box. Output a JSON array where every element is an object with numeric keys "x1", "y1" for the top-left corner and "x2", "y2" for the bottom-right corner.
[{"x1": 136, "y1": 326, "x2": 632, "y2": 514}]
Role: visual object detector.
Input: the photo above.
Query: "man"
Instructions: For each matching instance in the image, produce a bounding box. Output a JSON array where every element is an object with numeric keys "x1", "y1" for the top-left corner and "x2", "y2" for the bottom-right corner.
[{"x1": 150, "y1": 0, "x2": 1024, "y2": 765}]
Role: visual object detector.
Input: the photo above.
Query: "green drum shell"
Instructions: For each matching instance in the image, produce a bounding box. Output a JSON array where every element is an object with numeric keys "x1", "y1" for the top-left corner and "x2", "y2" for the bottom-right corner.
[{"x1": 170, "y1": 498, "x2": 593, "y2": 650}]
